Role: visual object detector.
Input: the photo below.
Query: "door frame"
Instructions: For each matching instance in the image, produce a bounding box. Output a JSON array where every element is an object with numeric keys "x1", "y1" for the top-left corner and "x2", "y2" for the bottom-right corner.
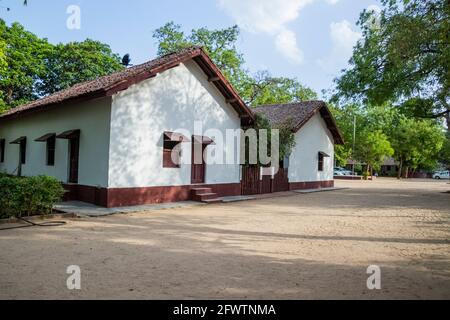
[
  {"x1": 68, "y1": 135, "x2": 80, "y2": 184},
  {"x1": 191, "y1": 140, "x2": 206, "y2": 184}
]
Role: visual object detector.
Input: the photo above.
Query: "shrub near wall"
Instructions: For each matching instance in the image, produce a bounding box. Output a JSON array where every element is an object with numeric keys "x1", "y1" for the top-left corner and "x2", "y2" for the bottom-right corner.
[{"x1": 0, "y1": 174, "x2": 65, "y2": 219}]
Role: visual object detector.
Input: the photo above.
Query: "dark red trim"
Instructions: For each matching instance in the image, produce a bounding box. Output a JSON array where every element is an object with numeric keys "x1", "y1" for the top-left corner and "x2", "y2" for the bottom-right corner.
[
  {"x1": 63, "y1": 184, "x2": 108, "y2": 207},
  {"x1": 63, "y1": 183, "x2": 241, "y2": 208},
  {"x1": 63, "y1": 181, "x2": 335, "y2": 208},
  {"x1": 194, "y1": 51, "x2": 254, "y2": 123},
  {"x1": 289, "y1": 180, "x2": 334, "y2": 190},
  {"x1": 334, "y1": 175, "x2": 363, "y2": 180}
]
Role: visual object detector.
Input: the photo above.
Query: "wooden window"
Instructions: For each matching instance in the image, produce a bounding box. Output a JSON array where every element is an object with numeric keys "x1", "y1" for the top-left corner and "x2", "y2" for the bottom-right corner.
[
  {"x1": 10, "y1": 137, "x2": 27, "y2": 166},
  {"x1": 162, "y1": 132, "x2": 189, "y2": 169},
  {"x1": 35, "y1": 133, "x2": 56, "y2": 166},
  {"x1": 318, "y1": 152, "x2": 324, "y2": 172},
  {"x1": 163, "y1": 140, "x2": 181, "y2": 168},
  {"x1": 0, "y1": 139, "x2": 5, "y2": 163},
  {"x1": 20, "y1": 139, "x2": 26, "y2": 164},
  {"x1": 46, "y1": 135, "x2": 56, "y2": 166}
]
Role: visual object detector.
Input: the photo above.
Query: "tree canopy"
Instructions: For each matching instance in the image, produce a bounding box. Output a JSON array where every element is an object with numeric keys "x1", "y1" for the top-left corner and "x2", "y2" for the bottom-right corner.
[
  {"x1": 331, "y1": 103, "x2": 446, "y2": 176},
  {"x1": 0, "y1": 19, "x2": 123, "y2": 110},
  {"x1": 39, "y1": 39, "x2": 123, "y2": 95},
  {"x1": 154, "y1": 22, "x2": 247, "y2": 90},
  {"x1": 153, "y1": 22, "x2": 316, "y2": 106},
  {"x1": 390, "y1": 116, "x2": 446, "y2": 177},
  {"x1": 0, "y1": 20, "x2": 52, "y2": 108},
  {"x1": 333, "y1": 0, "x2": 450, "y2": 128}
]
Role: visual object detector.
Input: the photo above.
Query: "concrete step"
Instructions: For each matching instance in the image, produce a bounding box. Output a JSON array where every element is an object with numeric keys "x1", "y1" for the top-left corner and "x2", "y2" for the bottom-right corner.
[
  {"x1": 191, "y1": 187, "x2": 222, "y2": 203},
  {"x1": 202, "y1": 198, "x2": 223, "y2": 204},
  {"x1": 192, "y1": 193, "x2": 219, "y2": 202},
  {"x1": 191, "y1": 188, "x2": 213, "y2": 195}
]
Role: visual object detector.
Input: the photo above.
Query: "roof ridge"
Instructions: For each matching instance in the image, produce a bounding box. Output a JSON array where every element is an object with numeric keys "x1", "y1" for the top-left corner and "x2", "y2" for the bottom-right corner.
[
  {"x1": 253, "y1": 100, "x2": 325, "y2": 109},
  {"x1": 0, "y1": 45, "x2": 255, "y2": 123}
]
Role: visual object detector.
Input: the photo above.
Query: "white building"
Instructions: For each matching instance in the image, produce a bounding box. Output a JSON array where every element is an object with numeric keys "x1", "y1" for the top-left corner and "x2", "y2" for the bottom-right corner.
[
  {"x1": 0, "y1": 47, "x2": 343, "y2": 207},
  {"x1": 254, "y1": 101, "x2": 344, "y2": 190}
]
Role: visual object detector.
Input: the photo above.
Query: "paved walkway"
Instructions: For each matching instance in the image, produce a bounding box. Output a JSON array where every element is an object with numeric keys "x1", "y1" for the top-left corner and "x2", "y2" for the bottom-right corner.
[
  {"x1": 54, "y1": 201, "x2": 205, "y2": 217},
  {"x1": 55, "y1": 188, "x2": 345, "y2": 217},
  {"x1": 293, "y1": 187, "x2": 348, "y2": 194}
]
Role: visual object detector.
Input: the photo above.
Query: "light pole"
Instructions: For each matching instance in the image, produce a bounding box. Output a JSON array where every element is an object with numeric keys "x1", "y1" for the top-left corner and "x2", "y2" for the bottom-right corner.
[{"x1": 352, "y1": 115, "x2": 356, "y2": 176}]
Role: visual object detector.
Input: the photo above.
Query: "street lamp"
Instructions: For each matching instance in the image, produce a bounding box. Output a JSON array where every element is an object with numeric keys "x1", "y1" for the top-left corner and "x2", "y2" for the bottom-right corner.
[{"x1": 352, "y1": 115, "x2": 356, "y2": 176}]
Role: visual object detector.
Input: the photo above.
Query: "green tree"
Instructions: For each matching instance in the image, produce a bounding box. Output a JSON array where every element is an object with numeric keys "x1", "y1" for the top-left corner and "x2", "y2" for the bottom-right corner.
[
  {"x1": 355, "y1": 130, "x2": 394, "y2": 176},
  {"x1": 0, "y1": 20, "x2": 124, "y2": 111},
  {"x1": 240, "y1": 70, "x2": 317, "y2": 106},
  {"x1": 439, "y1": 133, "x2": 450, "y2": 169},
  {"x1": 0, "y1": 20, "x2": 52, "y2": 108},
  {"x1": 0, "y1": 39, "x2": 6, "y2": 72},
  {"x1": 331, "y1": 103, "x2": 397, "y2": 167},
  {"x1": 0, "y1": 38, "x2": 7, "y2": 112},
  {"x1": 153, "y1": 22, "x2": 316, "y2": 106},
  {"x1": 333, "y1": 0, "x2": 450, "y2": 129},
  {"x1": 329, "y1": 104, "x2": 361, "y2": 166},
  {"x1": 391, "y1": 117, "x2": 446, "y2": 178},
  {"x1": 243, "y1": 113, "x2": 296, "y2": 166},
  {"x1": 153, "y1": 22, "x2": 246, "y2": 89},
  {"x1": 39, "y1": 39, "x2": 123, "y2": 95}
]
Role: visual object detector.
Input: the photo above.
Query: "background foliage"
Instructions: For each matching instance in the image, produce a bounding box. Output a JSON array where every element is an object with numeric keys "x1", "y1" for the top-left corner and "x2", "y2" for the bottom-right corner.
[
  {"x1": 153, "y1": 22, "x2": 317, "y2": 107},
  {"x1": 0, "y1": 19, "x2": 123, "y2": 109}
]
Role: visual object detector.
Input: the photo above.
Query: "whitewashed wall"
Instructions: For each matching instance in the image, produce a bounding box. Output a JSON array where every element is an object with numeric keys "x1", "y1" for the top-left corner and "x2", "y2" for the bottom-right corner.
[
  {"x1": 0, "y1": 98, "x2": 111, "y2": 187},
  {"x1": 108, "y1": 60, "x2": 241, "y2": 188},
  {"x1": 288, "y1": 114, "x2": 335, "y2": 182}
]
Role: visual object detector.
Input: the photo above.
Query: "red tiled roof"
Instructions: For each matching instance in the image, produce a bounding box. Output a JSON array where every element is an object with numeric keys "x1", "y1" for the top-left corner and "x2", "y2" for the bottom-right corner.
[
  {"x1": 0, "y1": 46, "x2": 254, "y2": 123},
  {"x1": 253, "y1": 101, "x2": 344, "y2": 144}
]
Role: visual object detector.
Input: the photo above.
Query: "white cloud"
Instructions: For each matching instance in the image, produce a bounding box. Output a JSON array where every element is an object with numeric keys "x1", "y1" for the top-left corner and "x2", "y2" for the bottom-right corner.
[
  {"x1": 217, "y1": 0, "x2": 314, "y2": 64},
  {"x1": 317, "y1": 20, "x2": 361, "y2": 72},
  {"x1": 326, "y1": 0, "x2": 340, "y2": 4},
  {"x1": 330, "y1": 20, "x2": 361, "y2": 52},
  {"x1": 275, "y1": 28, "x2": 304, "y2": 64}
]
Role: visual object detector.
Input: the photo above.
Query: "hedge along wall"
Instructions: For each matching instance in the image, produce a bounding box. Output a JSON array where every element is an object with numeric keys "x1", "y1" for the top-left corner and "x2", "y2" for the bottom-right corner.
[{"x1": 0, "y1": 174, "x2": 65, "y2": 219}]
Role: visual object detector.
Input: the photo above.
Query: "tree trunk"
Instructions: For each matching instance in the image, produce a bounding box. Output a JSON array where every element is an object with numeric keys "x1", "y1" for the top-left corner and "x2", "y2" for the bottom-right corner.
[
  {"x1": 404, "y1": 166, "x2": 409, "y2": 179},
  {"x1": 397, "y1": 159, "x2": 403, "y2": 180}
]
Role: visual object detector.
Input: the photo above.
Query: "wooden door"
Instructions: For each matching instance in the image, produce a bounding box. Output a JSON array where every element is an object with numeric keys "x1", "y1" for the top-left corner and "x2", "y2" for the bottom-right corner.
[
  {"x1": 191, "y1": 142, "x2": 206, "y2": 184},
  {"x1": 241, "y1": 166, "x2": 260, "y2": 195},
  {"x1": 273, "y1": 168, "x2": 289, "y2": 192},
  {"x1": 69, "y1": 136, "x2": 80, "y2": 183}
]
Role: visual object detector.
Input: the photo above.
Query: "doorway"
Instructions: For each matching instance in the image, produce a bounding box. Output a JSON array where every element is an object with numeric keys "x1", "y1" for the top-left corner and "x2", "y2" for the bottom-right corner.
[
  {"x1": 56, "y1": 129, "x2": 81, "y2": 184},
  {"x1": 191, "y1": 141, "x2": 206, "y2": 184},
  {"x1": 68, "y1": 136, "x2": 79, "y2": 184}
]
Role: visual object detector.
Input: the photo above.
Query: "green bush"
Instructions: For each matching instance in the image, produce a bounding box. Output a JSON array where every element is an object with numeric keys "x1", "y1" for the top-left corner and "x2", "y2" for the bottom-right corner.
[{"x1": 0, "y1": 175, "x2": 64, "y2": 219}]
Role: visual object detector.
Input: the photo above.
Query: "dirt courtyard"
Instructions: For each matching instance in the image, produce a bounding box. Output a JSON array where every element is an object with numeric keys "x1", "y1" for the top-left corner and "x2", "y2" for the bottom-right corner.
[{"x1": 1, "y1": 178, "x2": 449, "y2": 300}]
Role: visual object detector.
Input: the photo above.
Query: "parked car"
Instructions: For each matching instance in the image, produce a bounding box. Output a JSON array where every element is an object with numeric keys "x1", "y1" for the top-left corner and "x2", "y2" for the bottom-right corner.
[
  {"x1": 335, "y1": 167, "x2": 353, "y2": 176},
  {"x1": 432, "y1": 170, "x2": 450, "y2": 179}
]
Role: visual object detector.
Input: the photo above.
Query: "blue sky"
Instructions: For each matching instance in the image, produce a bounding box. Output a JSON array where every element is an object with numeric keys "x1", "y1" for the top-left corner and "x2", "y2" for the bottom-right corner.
[{"x1": 0, "y1": 0, "x2": 380, "y2": 96}]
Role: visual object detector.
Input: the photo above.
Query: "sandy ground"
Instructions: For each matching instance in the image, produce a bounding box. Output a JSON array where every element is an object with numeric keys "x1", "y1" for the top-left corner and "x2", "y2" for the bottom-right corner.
[{"x1": 0, "y1": 178, "x2": 449, "y2": 300}]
